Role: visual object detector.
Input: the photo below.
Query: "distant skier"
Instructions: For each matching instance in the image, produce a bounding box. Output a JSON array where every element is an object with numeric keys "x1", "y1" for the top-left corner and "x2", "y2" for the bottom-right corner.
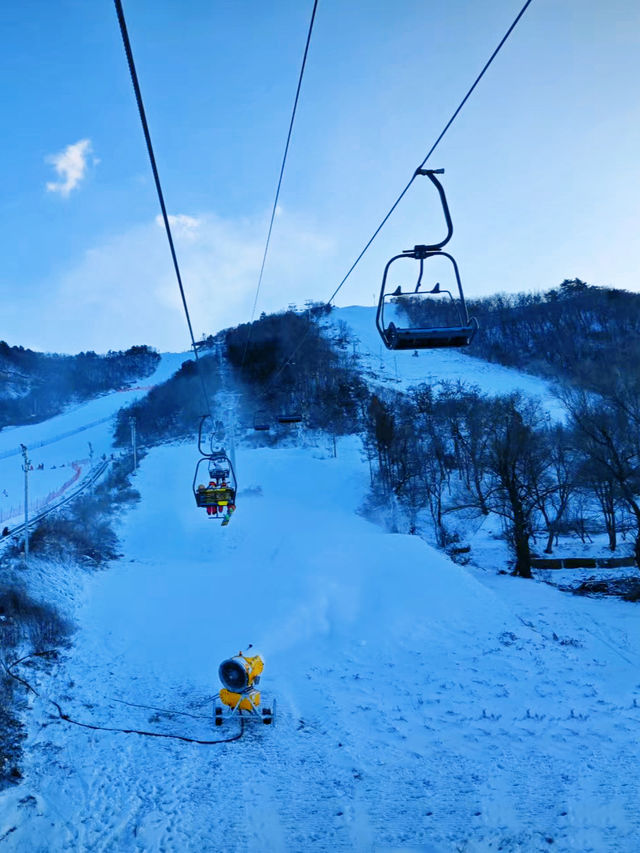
[{"x1": 2, "y1": 527, "x2": 9, "y2": 537}]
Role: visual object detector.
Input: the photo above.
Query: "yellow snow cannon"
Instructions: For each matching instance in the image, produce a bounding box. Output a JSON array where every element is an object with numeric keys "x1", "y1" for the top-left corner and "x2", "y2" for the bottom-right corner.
[{"x1": 214, "y1": 649, "x2": 275, "y2": 726}]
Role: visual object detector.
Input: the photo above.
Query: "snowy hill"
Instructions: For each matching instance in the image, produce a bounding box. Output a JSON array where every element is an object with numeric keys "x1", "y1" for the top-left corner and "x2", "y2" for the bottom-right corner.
[
  {"x1": 331, "y1": 306, "x2": 565, "y2": 420},
  {"x1": 1, "y1": 317, "x2": 639, "y2": 851},
  {"x1": 0, "y1": 345, "x2": 162, "y2": 431},
  {"x1": 0, "y1": 352, "x2": 187, "y2": 527}
]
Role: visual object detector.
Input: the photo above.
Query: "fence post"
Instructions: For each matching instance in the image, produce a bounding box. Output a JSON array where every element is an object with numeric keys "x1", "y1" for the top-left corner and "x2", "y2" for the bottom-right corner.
[
  {"x1": 130, "y1": 417, "x2": 137, "y2": 472},
  {"x1": 20, "y1": 444, "x2": 29, "y2": 566}
]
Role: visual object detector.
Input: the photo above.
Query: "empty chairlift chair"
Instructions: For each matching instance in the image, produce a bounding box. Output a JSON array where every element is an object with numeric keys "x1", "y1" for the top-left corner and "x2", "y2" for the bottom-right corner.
[
  {"x1": 276, "y1": 410, "x2": 303, "y2": 425},
  {"x1": 276, "y1": 394, "x2": 302, "y2": 425},
  {"x1": 376, "y1": 169, "x2": 478, "y2": 351},
  {"x1": 253, "y1": 409, "x2": 271, "y2": 431}
]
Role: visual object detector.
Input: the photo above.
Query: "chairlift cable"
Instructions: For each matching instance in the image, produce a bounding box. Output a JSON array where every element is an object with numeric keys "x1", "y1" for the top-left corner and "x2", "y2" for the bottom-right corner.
[
  {"x1": 113, "y1": 0, "x2": 213, "y2": 418},
  {"x1": 259, "y1": 0, "x2": 534, "y2": 390},
  {"x1": 326, "y1": 0, "x2": 534, "y2": 306},
  {"x1": 241, "y1": 0, "x2": 319, "y2": 368}
]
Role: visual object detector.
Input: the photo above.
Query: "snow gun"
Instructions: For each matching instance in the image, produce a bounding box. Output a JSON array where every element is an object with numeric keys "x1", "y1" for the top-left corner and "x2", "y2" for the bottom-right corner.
[{"x1": 214, "y1": 648, "x2": 275, "y2": 726}]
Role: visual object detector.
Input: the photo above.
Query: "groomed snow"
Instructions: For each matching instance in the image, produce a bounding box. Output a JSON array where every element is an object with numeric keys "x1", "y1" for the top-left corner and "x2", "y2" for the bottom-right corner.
[
  {"x1": 0, "y1": 352, "x2": 188, "y2": 525},
  {"x1": 2, "y1": 436, "x2": 639, "y2": 852},
  {"x1": 331, "y1": 306, "x2": 566, "y2": 421}
]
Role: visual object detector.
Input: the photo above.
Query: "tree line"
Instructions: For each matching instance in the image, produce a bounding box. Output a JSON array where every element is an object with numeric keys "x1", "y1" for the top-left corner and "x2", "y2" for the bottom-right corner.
[
  {"x1": 114, "y1": 308, "x2": 368, "y2": 448},
  {"x1": 225, "y1": 307, "x2": 367, "y2": 436},
  {"x1": 0, "y1": 343, "x2": 160, "y2": 429},
  {"x1": 362, "y1": 378, "x2": 640, "y2": 577},
  {"x1": 113, "y1": 354, "x2": 221, "y2": 447},
  {"x1": 400, "y1": 279, "x2": 640, "y2": 393}
]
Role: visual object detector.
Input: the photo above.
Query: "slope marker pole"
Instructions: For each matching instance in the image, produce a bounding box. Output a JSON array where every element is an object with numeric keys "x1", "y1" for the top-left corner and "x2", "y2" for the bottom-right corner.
[{"x1": 20, "y1": 444, "x2": 30, "y2": 566}]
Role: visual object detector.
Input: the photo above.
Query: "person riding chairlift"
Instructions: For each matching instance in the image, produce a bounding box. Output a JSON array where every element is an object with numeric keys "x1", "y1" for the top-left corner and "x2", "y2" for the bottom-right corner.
[
  {"x1": 206, "y1": 479, "x2": 219, "y2": 516},
  {"x1": 222, "y1": 503, "x2": 236, "y2": 525},
  {"x1": 220, "y1": 479, "x2": 236, "y2": 504}
]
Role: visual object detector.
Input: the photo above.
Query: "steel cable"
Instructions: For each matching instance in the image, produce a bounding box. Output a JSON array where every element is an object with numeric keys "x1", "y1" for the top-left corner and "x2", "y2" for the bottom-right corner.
[
  {"x1": 241, "y1": 0, "x2": 319, "y2": 369},
  {"x1": 326, "y1": 0, "x2": 534, "y2": 306},
  {"x1": 257, "y1": 0, "x2": 535, "y2": 393},
  {"x1": 113, "y1": 0, "x2": 213, "y2": 417}
]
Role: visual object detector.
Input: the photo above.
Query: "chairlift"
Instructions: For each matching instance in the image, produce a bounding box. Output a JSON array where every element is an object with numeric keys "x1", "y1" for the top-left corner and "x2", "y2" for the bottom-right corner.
[
  {"x1": 273, "y1": 387, "x2": 303, "y2": 424},
  {"x1": 253, "y1": 409, "x2": 271, "y2": 432},
  {"x1": 376, "y1": 168, "x2": 478, "y2": 350},
  {"x1": 277, "y1": 411, "x2": 303, "y2": 425},
  {"x1": 192, "y1": 415, "x2": 237, "y2": 522},
  {"x1": 276, "y1": 400, "x2": 303, "y2": 425}
]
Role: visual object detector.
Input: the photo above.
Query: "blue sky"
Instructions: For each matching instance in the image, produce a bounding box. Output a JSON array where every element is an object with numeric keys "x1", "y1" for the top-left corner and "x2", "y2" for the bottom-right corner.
[{"x1": 2, "y1": 0, "x2": 639, "y2": 353}]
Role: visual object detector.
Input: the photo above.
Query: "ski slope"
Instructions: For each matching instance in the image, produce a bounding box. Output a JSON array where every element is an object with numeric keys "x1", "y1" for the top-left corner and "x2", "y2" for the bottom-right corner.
[
  {"x1": 0, "y1": 352, "x2": 187, "y2": 525},
  {"x1": 2, "y1": 436, "x2": 639, "y2": 852},
  {"x1": 331, "y1": 306, "x2": 566, "y2": 421}
]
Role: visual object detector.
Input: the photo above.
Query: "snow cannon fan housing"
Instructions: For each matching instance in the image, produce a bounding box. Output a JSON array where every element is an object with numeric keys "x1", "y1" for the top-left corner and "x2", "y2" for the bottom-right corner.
[
  {"x1": 215, "y1": 650, "x2": 274, "y2": 725},
  {"x1": 218, "y1": 654, "x2": 262, "y2": 692}
]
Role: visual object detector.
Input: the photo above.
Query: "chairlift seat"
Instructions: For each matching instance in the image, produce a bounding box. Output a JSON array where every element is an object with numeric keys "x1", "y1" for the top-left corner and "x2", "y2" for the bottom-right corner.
[
  {"x1": 277, "y1": 413, "x2": 302, "y2": 424},
  {"x1": 384, "y1": 320, "x2": 477, "y2": 350},
  {"x1": 253, "y1": 410, "x2": 271, "y2": 431},
  {"x1": 195, "y1": 487, "x2": 235, "y2": 508},
  {"x1": 195, "y1": 488, "x2": 217, "y2": 508}
]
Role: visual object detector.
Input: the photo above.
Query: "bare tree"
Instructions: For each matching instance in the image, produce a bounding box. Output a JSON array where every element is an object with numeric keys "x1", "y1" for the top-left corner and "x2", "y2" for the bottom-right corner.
[
  {"x1": 532, "y1": 424, "x2": 577, "y2": 554},
  {"x1": 567, "y1": 388, "x2": 640, "y2": 565},
  {"x1": 482, "y1": 396, "x2": 553, "y2": 578}
]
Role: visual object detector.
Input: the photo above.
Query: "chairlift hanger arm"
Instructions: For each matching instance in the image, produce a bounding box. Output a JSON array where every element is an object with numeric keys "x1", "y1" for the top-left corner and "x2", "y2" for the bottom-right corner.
[
  {"x1": 413, "y1": 168, "x2": 453, "y2": 252},
  {"x1": 197, "y1": 414, "x2": 210, "y2": 457}
]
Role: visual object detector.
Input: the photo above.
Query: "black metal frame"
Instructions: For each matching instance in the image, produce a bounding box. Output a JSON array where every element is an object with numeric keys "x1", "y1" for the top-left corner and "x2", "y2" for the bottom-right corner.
[
  {"x1": 277, "y1": 412, "x2": 303, "y2": 425},
  {"x1": 376, "y1": 169, "x2": 478, "y2": 350},
  {"x1": 193, "y1": 415, "x2": 237, "y2": 514}
]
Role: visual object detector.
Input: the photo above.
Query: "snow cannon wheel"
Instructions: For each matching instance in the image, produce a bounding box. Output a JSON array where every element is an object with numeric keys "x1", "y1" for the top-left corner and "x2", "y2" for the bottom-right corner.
[
  {"x1": 262, "y1": 699, "x2": 276, "y2": 725},
  {"x1": 214, "y1": 706, "x2": 223, "y2": 727}
]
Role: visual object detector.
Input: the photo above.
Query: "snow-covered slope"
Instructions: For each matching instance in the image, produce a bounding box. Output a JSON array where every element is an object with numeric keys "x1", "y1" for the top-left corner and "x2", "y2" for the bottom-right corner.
[
  {"x1": 0, "y1": 352, "x2": 187, "y2": 525},
  {"x1": 2, "y1": 436, "x2": 639, "y2": 852},
  {"x1": 332, "y1": 306, "x2": 565, "y2": 420}
]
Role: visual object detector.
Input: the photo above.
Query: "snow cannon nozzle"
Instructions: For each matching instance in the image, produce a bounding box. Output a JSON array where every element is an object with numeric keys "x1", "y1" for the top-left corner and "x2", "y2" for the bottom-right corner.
[
  {"x1": 218, "y1": 649, "x2": 263, "y2": 692},
  {"x1": 218, "y1": 658, "x2": 249, "y2": 692}
]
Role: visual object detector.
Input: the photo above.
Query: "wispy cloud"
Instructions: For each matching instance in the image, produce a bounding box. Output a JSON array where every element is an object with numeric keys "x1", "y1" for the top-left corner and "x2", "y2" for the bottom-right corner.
[
  {"x1": 156, "y1": 214, "x2": 202, "y2": 242},
  {"x1": 27, "y1": 209, "x2": 336, "y2": 352},
  {"x1": 45, "y1": 139, "x2": 93, "y2": 197}
]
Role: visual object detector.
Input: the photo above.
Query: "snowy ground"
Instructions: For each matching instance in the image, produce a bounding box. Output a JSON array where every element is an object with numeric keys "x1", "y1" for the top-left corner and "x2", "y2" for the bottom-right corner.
[
  {"x1": 331, "y1": 306, "x2": 566, "y2": 421},
  {"x1": 0, "y1": 352, "x2": 187, "y2": 525},
  {"x1": 2, "y1": 436, "x2": 639, "y2": 852}
]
